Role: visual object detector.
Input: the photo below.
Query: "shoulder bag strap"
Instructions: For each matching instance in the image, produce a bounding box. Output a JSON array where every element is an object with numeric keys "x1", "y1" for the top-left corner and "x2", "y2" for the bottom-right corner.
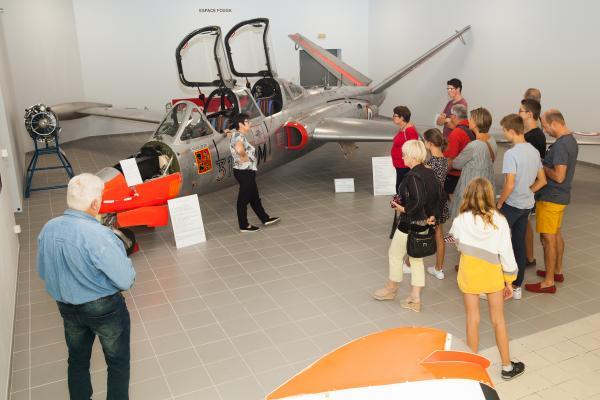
[
  {"x1": 483, "y1": 139, "x2": 495, "y2": 162},
  {"x1": 457, "y1": 125, "x2": 476, "y2": 141}
]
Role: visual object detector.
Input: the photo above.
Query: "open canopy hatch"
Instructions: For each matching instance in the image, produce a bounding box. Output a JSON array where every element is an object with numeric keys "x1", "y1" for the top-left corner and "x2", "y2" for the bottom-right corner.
[
  {"x1": 224, "y1": 18, "x2": 276, "y2": 78},
  {"x1": 175, "y1": 26, "x2": 234, "y2": 88}
]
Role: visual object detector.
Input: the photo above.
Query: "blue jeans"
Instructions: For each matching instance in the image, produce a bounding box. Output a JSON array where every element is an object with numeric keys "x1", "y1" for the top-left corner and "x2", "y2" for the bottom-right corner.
[
  {"x1": 57, "y1": 293, "x2": 131, "y2": 400},
  {"x1": 500, "y1": 203, "x2": 530, "y2": 287}
]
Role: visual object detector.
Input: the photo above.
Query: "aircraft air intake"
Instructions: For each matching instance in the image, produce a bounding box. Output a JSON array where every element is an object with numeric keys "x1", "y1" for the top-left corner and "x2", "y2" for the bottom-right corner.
[{"x1": 278, "y1": 122, "x2": 309, "y2": 150}]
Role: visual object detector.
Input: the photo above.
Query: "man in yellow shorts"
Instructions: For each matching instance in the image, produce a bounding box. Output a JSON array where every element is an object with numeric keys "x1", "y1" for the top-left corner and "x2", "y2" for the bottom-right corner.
[{"x1": 525, "y1": 109, "x2": 578, "y2": 294}]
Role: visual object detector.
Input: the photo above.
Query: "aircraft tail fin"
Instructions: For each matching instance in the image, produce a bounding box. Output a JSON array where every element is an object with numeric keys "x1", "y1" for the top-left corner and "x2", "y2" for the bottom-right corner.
[
  {"x1": 288, "y1": 33, "x2": 372, "y2": 87},
  {"x1": 371, "y1": 26, "x2": 471, "y2": 94}
]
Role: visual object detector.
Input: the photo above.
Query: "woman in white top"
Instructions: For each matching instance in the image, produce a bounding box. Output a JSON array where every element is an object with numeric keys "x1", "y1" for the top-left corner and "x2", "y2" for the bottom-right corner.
[{"x1": 450, "y1": 177, "x2": 525, "y2": 381}]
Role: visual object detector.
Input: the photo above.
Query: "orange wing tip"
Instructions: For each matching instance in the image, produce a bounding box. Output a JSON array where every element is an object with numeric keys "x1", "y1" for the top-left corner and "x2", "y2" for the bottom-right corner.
[{"x1": 267, "y1": 327, "x2": 456, "y2": 400}]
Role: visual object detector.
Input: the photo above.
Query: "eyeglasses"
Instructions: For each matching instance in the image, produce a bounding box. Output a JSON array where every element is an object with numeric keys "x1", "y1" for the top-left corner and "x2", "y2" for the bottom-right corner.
[{"x1": 447, "y1": 87, "x2": 457, "y2": 91}]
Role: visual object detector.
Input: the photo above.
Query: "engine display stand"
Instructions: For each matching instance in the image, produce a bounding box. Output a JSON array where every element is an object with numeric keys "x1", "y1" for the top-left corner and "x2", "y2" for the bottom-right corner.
[{"x1": 24, "y1": 136, "x2": 74, "y2": 198}]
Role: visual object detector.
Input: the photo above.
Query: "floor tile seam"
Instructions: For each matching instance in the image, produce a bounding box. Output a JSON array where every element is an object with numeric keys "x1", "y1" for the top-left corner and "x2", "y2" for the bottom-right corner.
[
  {"x1": 205, "y1": 241, "x2": 302, "y2": 395},
  {"x1": 24, "y1": 238, "x2": 32, "y2": 400},
  {"x1": 150, "y1": 243, "x2": 234, "y2": 400},
  {"x1": 256, "y1": 254, "x2": 367, "y2": 348},
  {"x1": 479, "y1": 312, "x2": 600, "y2": 361},
  {"x1": 8, "y1": 388, "x2": 29, "y2": 397},
  {"x1": 24, "y1": 347, "x2": 167, "y2": 373},
  {"x1": 129, "y1": 249, "x2": 184, "y2": 400}
]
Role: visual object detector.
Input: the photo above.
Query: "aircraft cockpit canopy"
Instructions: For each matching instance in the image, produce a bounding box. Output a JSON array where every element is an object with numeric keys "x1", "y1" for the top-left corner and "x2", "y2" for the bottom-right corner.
[
  {"x1": 234, "y1": 88, "x2": 262, "y2": 120},
  {"x1": 282, "y1": 81, "x2": 306, "y2": 102},
  {"x1": 224, "y1": 18, "x2": 276, "y2": 78},
  {"x1": 176, "y1": 26, "x2": 233, "y2": 88},
  {"x1": 225, "y1": 18, "x2": 283, "y2": 117},
  {"x1": 153, "y1": 102, "x2": 212, "y2": 142}
]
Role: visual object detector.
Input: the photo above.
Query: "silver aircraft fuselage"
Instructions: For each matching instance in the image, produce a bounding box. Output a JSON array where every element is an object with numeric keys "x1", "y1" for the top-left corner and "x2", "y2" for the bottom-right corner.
[{"x1": 145, "y1": 83, "x2": 386, "y2": 197}]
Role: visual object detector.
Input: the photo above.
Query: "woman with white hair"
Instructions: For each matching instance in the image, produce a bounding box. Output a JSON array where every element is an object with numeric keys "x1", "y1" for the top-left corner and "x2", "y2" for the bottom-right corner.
[{"x1": 373, "y1": 140, "x2": 441, "y2": 312}]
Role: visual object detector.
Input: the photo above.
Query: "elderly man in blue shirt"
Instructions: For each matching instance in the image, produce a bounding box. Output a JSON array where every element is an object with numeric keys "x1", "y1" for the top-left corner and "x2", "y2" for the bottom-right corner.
[{"x1": 37, "y1": 173, "x2": 136, "y2": 400}]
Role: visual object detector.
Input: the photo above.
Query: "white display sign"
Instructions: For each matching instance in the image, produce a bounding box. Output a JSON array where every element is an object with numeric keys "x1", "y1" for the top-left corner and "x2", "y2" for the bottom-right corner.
[
  {"x1": 372, "y1": 156, "x2": 396, "y2": 196},
  {"x1": 334, "y1": 178, "x2": 355, "y2": 193},
  {"x1": 119, "y1": 158, "x2": 143, "y2": 187},
  {"x1": 168, "y1": 195, "x2": 206, "y2": 248}
]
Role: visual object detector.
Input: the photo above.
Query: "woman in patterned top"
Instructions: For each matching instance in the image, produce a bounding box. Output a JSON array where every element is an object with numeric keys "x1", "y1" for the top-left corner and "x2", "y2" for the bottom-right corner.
[
  {"x1": 423, "y1": 129, "x2": 449, "y2": 279},
  {"x1": 230, "y1": 113, "x2": 279, "y2": 233}
]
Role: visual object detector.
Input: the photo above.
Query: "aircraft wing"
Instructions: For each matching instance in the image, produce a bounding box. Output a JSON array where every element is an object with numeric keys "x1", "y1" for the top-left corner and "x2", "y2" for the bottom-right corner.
[
  {"x1": 288, "y1": 33, "x2": 372, "y2": 87},
  {"x1": 313, "y1": 118, "x2": 600, "y2": 146},
  {"x1": 51, "y1": 102, "x2": 164, "y2": 124},
  {"x1": 75, "y1": 106, "x2": 164, "y2": 124}
]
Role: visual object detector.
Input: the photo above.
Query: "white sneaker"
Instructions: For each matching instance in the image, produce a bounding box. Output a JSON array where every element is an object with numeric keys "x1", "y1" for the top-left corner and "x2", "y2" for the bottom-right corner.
[
  {"x1": 513, "y1": 287, "x2": 522, "y2": 300},
  {"x1": 427, "y1": 267, "x2": 445, "y2": 280},
  {"x1": 479, "y1": 293, "x2": 488, "y2": 300},
  {"x1": 403, "y1": 261, "x2": 411, "y2": 274}
]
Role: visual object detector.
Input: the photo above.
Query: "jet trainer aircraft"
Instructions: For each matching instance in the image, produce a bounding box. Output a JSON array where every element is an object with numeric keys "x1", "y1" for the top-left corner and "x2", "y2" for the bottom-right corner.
[
  {"x1": 49, "y1": 18, "x2": 599, "y2": 246},
  {"x1": 51, "y1": 18, "x2": 473, "y2": 235}
]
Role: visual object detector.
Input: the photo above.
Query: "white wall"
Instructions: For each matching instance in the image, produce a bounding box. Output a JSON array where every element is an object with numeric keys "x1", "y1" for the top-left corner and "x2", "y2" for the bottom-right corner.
[
  {"x1": 369, "y1": 0, "x2": 600, "y2": 164},
  {"x1": 0, "y1": 7, "x2": 23, "y2": 211},
  {"x1": 0, "y1": 0, "x2": 87, "y2": 156},
  {"x1": 0, "y1": 30, "x2": 21, "y2": 400},
  {"x1": 71, "y1": 0, "x2": 370, "y2": 111}
]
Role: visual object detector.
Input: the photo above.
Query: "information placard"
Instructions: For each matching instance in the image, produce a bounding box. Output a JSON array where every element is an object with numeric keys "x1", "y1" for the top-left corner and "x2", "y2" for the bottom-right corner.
[
  {"x1": 119, "y1": 158, "x2": 143, "y2": 187},
  {"x1": 168, "y1": 195, "x2": 207, "y2": 248},
  {"x1": 334, "y1": 178, "x2": 355, "y2": 193},
  {"x1": 372, "y1": 156, "x2": 396, "y2": 196}
]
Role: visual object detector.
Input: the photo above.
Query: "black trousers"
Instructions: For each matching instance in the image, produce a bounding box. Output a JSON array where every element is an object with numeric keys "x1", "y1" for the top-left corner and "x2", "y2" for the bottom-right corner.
[
  {"x1": 233, "y1": 169, "x2": 270, "y2": 228},
  {"x1": 444, "y1": 174, "x2": 460, "y2": 194}
]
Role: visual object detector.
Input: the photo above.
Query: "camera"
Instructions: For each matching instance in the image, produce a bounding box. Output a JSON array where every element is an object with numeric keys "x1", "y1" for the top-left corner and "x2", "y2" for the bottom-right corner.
[{"x1": 390, "y1": 194, "x2": 402, "y2": 208}]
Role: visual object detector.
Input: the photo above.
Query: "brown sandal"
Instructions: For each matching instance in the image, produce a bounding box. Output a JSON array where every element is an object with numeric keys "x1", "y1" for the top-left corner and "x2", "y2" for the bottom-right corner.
[
  {"x1": 373, "y1": 285, "x2": 398, "y2": 301},
  {"x1": 400, "y1": 298, "x2": 421, "y2": 312}
]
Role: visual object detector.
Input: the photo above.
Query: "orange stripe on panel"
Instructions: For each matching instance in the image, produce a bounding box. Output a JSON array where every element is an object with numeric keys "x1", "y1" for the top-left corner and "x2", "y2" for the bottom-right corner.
[{"x1": 291, "y1": 34, "x2": 365, "y2": 87}]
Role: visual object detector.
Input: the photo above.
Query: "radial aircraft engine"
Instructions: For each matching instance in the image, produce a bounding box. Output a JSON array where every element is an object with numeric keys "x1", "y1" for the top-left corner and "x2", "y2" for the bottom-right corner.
[{"x1": 52, "y1": 19, "x2": 477, "y2": 236}]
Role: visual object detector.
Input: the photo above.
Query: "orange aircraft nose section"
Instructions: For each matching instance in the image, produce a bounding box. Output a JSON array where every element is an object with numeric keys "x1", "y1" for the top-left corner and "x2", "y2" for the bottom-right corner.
[{"x1": 99, "y1": 172, "x2": 182, "y2": 228}]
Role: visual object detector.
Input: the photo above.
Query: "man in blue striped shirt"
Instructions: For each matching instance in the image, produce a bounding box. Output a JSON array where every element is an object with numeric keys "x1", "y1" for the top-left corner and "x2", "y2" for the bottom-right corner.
[{"x1": 37, "y1": 173, "x2": 136, "y2": 400}]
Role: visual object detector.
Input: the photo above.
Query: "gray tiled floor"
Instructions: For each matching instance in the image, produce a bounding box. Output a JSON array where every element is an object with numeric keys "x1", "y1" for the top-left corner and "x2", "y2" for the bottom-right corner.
[{"x1": 10, "y1": 132, "x2": 600, "y2": 399}]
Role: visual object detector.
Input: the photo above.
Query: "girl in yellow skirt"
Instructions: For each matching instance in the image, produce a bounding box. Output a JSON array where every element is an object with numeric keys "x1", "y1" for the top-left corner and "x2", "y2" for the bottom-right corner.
[{"x1": 449, "y1": 177, "x2": 525, "y2": 380}]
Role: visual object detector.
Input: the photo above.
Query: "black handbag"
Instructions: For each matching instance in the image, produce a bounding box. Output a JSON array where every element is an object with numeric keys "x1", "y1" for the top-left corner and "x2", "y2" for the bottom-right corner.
[
  {"x1": 407, "y1": 225, "x2": 436, "y2": 258},
  {"x1": 405, "y1": 169, "x2": 437, "y2": 258}
]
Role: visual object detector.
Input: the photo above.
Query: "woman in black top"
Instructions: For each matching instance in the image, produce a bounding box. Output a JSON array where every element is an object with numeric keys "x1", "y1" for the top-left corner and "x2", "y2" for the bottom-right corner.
[{"x1": 373, "y1": 140, "x2": 441, "y2": 312}]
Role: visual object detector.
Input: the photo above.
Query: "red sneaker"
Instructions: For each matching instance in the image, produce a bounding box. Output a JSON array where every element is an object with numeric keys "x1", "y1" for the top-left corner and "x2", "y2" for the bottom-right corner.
[
  {"x1": 524, "y1": 282, "x2": 557, "y2": 293},
  {"x1": 535, "y1": 270, "x2": 564, "y2": 282}
]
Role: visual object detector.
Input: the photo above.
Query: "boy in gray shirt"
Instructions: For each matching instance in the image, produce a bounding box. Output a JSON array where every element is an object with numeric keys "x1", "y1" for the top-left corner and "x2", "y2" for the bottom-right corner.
[{"x1": 497, "y1": 114, "x2": 547, "y2": 299}]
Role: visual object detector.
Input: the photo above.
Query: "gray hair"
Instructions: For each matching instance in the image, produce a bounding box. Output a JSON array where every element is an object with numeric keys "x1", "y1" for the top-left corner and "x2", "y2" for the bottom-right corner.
[
  {"x1": 451, "y1": 104, "x2": 468, "y2": 119},
  {"x1": 67, "y1": 173, "x2": 104, "y2": 211},
  {"x1": 402, "y1": 140, "x2": 427, "y2": 164}
]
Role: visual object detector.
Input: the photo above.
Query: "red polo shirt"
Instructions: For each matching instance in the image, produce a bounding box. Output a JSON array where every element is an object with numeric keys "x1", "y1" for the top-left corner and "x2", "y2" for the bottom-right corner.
[{"x1": 444, "y1": 120, "x2": 472, "y2": 177}]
